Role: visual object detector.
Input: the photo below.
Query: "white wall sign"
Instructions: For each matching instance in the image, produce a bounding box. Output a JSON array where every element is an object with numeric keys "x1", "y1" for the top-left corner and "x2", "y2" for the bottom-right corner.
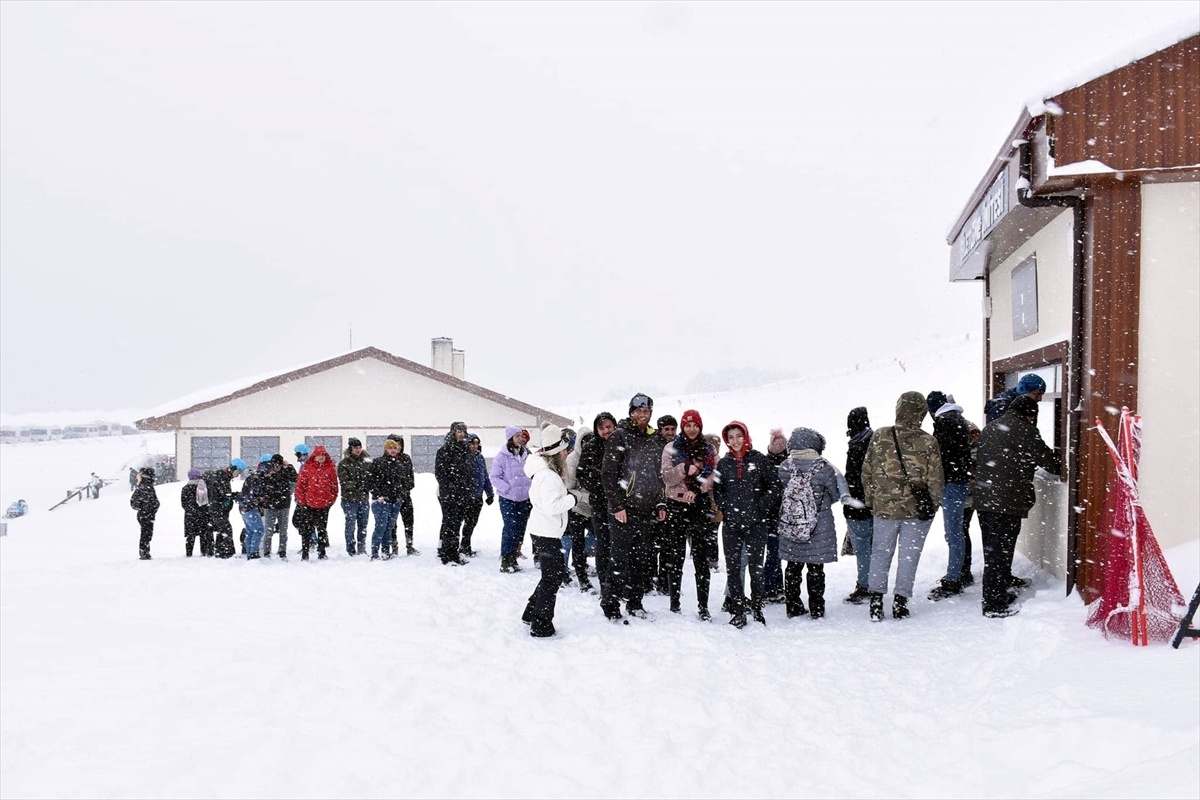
[{"x1": 959, "y1": 171, "x2": 1009, "y2": 265}]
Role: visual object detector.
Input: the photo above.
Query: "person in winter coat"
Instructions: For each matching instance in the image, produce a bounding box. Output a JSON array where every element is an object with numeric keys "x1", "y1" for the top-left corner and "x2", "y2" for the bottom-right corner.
[
  {"x1": 648, "y1": 414, "x2": 678, "y2": 595},
  {"x1": 760, "y1": 429, "x2": 789, "y2": 604},
  {"x1": 984, "y1": 373, "x2": 1046, "y2": 424},
  {"x1": 89, "y1": 472, "x2": 103, "y2": 500},
  {"x1": 561, "y1": 427, "x2": 595, "y2": 593},
  {"x1": 261, "y1": 454, "x2": 295, "y2": 559},
  {"x1": 434, "y1": 422, "x2": 474, "y2": 565},
  {"x1": 521, "y1": 425, "x2": 578, "y2": 638},
  {"x1": 368, "y1": 438, "x2": 407, "y2": 560},
  {"x1": 294, "y1": 445, "x2": 339, "y2": 560},
  {"x1": 578, "y1": 411, "x2": 620, "y2": 617},
  {"x1": 602, "y1": 394, "x2": 668, "y2": 619},
  {"x1": 181, "y1": 468, "x2": 213, "y2": 557},
  {"x1": 462, "y1": 434, "x2": 495, "y2": 558},
  {"x1": 661, "y1": 409, "x2": 717, "y2": 619},
  {"x1": 130, "y1": 467, "x2": 160, "y2": 560},
  {"x1": 238, "y1": 460, "x2": 268, "y2": 559},
  {"x1": 338, "y1": 438, "x2": 372, "y2": 556},
  {"x1": 843, "y1": 407, "x2": 874, "y2": 604},
  {"x1": 204, "y1": 460, "x2": 244, "y2": 559},
  {"x1": 973, "y1": 395, "x2": 1060, "y2": 617},
  {"x1": 713, "y1": 421, "x2": 780, "y2": 628},
  {"x1": 386, "y1": 435, "x2": 418, "y2": 556},
  {"x1": 926, "y1": 391, "x2": 977, "y2": 600},
  {"x1": 861, "y1": 391, "x2": 945, "y2": 621},
  {"x1": 490, "y1": 425, "x2": 532, "y2": 571},
  {"x1": 776, "y1": 427, "x2": 843, "y2": 619}
]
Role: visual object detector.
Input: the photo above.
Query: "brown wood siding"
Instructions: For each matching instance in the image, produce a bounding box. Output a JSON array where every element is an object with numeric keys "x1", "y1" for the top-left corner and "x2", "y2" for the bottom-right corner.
[
  {"x1": 1076, "y1": 181, "x2": 1142, "y2": 602},
  {"x1": 1052, "y1": 36, "x2": 1200, "y2": 171}
]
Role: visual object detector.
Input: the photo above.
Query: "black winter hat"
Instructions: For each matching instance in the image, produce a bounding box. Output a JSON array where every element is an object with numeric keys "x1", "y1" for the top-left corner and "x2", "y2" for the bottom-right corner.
[
  {"x1": 657, "y1": 415, "x2": 678, "y2": 429},
  {"x1": 348, "y1": 437, "x2": 362, "y2": 448},
  {"x1": 926, "y1": 391, "x2": 949, "y2": 416},
  {"x1": 629, "y1": 393, "x2": 653, "y2": 414}
]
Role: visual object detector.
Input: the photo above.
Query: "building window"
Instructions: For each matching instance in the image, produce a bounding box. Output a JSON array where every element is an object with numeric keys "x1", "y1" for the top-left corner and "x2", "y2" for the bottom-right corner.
[
  {"x1": 409, "y1": 435, "x2": 443, "y2": 474},
  {"x1": 1012, "y1": 255, "x2": 1039, "y2": 340},
  {"x1": 240, "y1": 436, "x2": 280, "y2": 466},
  {"x1": 305, "y1": 436, "x2": 344, "y2": 463},
  {"x1": 192, "y1": 436, "x2": 232, "y2": 471}
]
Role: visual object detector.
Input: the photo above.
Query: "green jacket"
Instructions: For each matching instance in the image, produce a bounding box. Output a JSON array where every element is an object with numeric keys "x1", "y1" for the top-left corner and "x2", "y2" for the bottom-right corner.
[{"x1": 861, "y1": 392, "x2": 945, "y2": 520}]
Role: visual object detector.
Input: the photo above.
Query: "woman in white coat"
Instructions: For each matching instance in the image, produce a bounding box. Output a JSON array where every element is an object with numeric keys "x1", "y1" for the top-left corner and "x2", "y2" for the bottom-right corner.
[{"x1": 521, "y1": 425, "x2": 577, "y2": 638}]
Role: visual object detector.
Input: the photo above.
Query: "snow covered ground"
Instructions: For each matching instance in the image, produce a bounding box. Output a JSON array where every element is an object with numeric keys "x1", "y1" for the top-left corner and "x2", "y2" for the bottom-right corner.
[{"x1": 2, "y1": 343, "x2": 1198, "y2": 799}]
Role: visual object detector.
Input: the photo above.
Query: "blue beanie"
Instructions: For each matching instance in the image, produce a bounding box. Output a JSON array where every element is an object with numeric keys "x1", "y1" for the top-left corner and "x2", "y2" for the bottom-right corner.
[
  {"x1": 230, "y1": 458, "x2": 247, "y2": 471},
  {"x1": 259, "y1": 453, "x2": 274, "y2": 464},
  {"x1": 294, "y1": 443, "x2": 311, "y2": 455},
  {"x1": 1017, "y1": 374, "x2": 1047, "y2": 395}
]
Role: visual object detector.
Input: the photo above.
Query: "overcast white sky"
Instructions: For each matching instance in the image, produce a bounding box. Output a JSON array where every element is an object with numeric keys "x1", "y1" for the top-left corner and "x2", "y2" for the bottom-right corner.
[{"x1": 2, "y1": 0, "x2": 1197, "y2": 415}]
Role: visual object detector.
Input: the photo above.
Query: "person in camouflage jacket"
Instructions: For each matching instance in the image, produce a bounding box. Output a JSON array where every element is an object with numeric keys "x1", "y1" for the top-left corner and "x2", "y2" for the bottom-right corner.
[{"x1": 861, "y1": 391, "x2": 944, "y2": 621}]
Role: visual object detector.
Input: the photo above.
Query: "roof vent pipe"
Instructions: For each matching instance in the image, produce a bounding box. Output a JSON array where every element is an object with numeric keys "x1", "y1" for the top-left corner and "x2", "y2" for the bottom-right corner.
[{"x1": 431, "y1": 337, "x2": 453, "y2": 375}]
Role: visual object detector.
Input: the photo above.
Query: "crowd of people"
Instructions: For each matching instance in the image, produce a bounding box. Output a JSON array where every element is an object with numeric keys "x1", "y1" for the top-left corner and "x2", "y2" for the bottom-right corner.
[{"x1": 130, "y1": 377, "x2": 1059, "y2": 638}]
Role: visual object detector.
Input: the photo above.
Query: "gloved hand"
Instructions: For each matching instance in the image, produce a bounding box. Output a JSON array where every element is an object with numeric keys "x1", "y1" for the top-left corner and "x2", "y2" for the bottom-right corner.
[{"x1": 485, "y1": 495, "x2": 494, "y2": 506}]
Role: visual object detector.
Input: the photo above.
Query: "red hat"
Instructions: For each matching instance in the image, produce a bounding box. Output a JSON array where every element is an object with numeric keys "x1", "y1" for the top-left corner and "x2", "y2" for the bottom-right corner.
[{"x1": 680, "y1": 409, "x2": 703, "y2": 431}]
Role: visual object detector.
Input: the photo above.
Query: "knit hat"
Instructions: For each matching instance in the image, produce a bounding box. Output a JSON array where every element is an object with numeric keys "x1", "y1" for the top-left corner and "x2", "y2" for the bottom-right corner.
[
  {"x1": 537, "y1": 424, "x2": 571, "y2": 456},
  {"x1": 139, "y1": 467, "x2": 156, "y2": 481},
  {"x1": 680, "y1": 410, "x2": 703, "y2": 431},
  {"x1": 230, "y1": 458, "x2": 247, "y2": 472},
  {"x1": 449, "y1": 421, "x2": 468, "y2": 436},
  {"x1": 187, "y1": 468, "x2": 203, "y2": 481},
  {"x1": 348, "y1": 437, "x2": 362, "y2": 448},
  {"x1": 259, "y1": 453, "x2": 274, "y2": 464},
  {"x1": 657, "y1": 414, "x2": 678, "y2": 430},
  {"x1": 1017, "y1": 374, "x2": 1047, "y2": 394},
  {"x1": 788, "y1": 427, "x2": 826, "y2": 454},
  {"x1": 926, "y1": 391, "x2": 949, "y2": 416},
  {"x1": 629, "y1": 393, "x2": 653, "y2": 414}
]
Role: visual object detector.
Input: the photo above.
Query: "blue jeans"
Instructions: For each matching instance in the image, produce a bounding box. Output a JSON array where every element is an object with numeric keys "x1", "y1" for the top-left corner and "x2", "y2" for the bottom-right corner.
[
  {"x1": 241, "y1": 510, "x2": 264, "y2": 557},
  {"x1": 499, "y1": 497, "x2": 532, "y2": 558},
  {"x1": 846, "y1": 517, "x2": 874, "y2": 589},
  {"x1": 371, "y1": 500, "x2": 401, "y2": 557},
  {"x1": 342, "y1": 500, "x2": 370, "y2": 555},
  {"x1": 941, "y1": 483, "x2": 970, "y2": 581}
]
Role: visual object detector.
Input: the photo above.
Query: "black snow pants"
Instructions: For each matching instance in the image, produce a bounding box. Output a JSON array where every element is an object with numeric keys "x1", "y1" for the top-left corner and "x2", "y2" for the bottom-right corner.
[{"x1": 523, "y1": 535, "x2": 565, "y2": 636}]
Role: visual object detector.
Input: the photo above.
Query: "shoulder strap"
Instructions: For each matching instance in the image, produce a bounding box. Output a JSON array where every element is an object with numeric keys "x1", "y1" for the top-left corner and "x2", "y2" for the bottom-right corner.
[{"x1": 891, "y1": 427, "x2": 912, "y2": 483}]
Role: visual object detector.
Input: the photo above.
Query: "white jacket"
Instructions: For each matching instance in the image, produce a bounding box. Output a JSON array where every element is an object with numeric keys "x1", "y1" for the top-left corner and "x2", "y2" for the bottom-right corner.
[{"x1": 523, "y1": 453, "x2": 577, "y2": 539}]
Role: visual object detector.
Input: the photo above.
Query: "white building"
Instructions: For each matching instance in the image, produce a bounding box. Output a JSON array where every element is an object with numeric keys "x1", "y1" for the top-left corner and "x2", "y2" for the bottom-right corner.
[{"x1": 136, "y1": 340, "x2": 571, "y2": 476}]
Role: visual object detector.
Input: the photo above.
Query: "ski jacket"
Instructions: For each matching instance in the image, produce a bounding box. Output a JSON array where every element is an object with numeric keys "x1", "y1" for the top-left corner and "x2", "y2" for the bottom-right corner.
[
  {"x1": 470, "y1": 451, "x2": 494, "y2": 502},
  {"x1": 843, "y1": 427, "x2": 874, "y2": 521},
  {"x1": 564, "y1": 431, "x2": 592, "y2": 517},
  {"x1": 524, "y1": 453, "x2": 577, "y2": 538},
  {"x1": 776, "y1": 453, "x2": 841, "y2": 564},
  {"x1": 261, "y1": 460, "x2": 294, "y2": 510},
  {"x1": 861, "y1": 392, "x2": 945, "y2": 520},
  {"x1": 395, "y1": 453, "x2": 416, "y2": 497},
  {"x1": 294, "y1": 446, "x2": 339, "y2": 509},
  {"x1": 602, "y1": 418, "x2": 666, "y2": 515},
  {"x1": 368, "y1": 453, "x2": 407, "y2": 503},
  {"x1": 130, "y1": 481, "x2": 160, "y2": 522},
  {"x1": 490, "y1": 427, "x2": 531, "y2": 502},
  {"x1": 714, "y1": 447, "x2": 779, "y2": 531},
  {"x1": 203, "y1": 468, "x2": 235, "y2": 513},
  {"x1": 932, "y1": 406, "x2": 975, "y2": 485},
  {"x1": 237, "y1": 470, "x2": 266, "y2": 514},
  {"x1": 435, "y1": 432, "x2": 475, "y2": 503},
  {"x1": 181, "y1": 481, "x2": 207, "y2": 518},
  {"x1": 972, "y1": 409, "x2": 1060, "y2": 518},
  {"x1": 337, "y1": 449, "x2": 372, "y2": 503}
]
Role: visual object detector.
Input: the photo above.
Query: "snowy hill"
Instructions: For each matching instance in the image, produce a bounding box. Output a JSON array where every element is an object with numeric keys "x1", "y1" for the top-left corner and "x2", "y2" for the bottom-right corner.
[{"x1": 1, "y1": 337, "x2": 1197, "y2": 799}]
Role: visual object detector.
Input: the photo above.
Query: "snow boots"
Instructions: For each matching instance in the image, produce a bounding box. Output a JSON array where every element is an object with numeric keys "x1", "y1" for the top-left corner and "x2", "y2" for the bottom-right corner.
[
  {"x1": 809, "y1": 598, "x2": 826, "y2": 619},
  {"x1": 869, "y1": 592, "x2": 885, "y2": 622},
  {"x1": 844, "y1": 585, "x2": 871, "y2": 605},
  {"x1": 892, "y1": 594, "x2": 910, "y2": 620},
  {"x1": 928, "y1": 578, "x2": 962, "y2": 601}
]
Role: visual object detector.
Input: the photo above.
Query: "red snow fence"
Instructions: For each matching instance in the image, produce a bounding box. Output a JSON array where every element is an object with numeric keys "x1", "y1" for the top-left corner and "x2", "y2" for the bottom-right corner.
[{"x1": 1086, "y1": 408, "x2": 1186, "y2": 645}]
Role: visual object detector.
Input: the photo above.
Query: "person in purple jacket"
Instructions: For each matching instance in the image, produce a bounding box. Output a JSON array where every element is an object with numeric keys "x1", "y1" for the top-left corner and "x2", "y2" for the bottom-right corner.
[{"x1": 491, "y1": 426, "x2": 532, "y2": 573}]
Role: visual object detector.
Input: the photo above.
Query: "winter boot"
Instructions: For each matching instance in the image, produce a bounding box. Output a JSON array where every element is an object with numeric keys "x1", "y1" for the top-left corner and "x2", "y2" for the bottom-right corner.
[
  {"x1": 809, "y1": 598, "x2": 826, "y2": 619},
  {"x1": 869, "y1": 592, "x2": 885, "y2": 622},
  {"x1": 698, "y1": 608, "x2": 712, "y2": 622},
  {"x1": 958, "y1": 570, "x2": 975, "y2": 587},
  {"x1": 844, "y1": 585, "x2": 871, "y2": 605},
  {"x1": 729, "y1": 612, "x2": 747, "y2": 629},
  {"x1": 892, "y1": 594, "x2": 910, "y2": 620},
  {"x1": 983, "y1": 603, "x2": 1019, "y2": 619},
  {"x1": 752, "y1": 603, "x2": 766, "y2": 626},
  {"x1": 928, "y1": 578, "x2": 962, "y2": 601},
  {"x1": 1007, "y1": 574, "x2": 1030, "y2": 589},
  {"x1": 670, "y1": 595, "x2": 682, "y2": 614}
]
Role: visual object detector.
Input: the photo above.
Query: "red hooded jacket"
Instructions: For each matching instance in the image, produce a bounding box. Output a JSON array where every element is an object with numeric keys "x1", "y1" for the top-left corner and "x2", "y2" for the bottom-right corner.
[{"x1": 295, "y1": 446, "x2": 339, "y2": 508}]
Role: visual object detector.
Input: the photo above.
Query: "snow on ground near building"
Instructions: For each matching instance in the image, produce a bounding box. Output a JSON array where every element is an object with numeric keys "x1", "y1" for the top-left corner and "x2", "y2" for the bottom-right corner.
[{"x1": 2, "y1": 342, "x2": 1198, "y2": 799}]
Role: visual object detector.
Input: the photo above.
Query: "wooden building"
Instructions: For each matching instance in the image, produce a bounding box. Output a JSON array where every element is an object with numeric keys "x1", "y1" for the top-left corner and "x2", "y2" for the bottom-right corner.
[
  {"x1": 136, "y1": 340, "x2": 571, "y2": 477},
  {"x1": 945, "y1": 29, "x2": 1199, "y2": 600}
]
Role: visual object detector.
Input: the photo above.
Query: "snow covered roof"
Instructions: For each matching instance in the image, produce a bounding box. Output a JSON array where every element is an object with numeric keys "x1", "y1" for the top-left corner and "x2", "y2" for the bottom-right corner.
[
  {"x1": 1027, "y1": 18, "x2": 1200, "y2": 114},
  {"x1": 135, "y1": 345, "x2": 571, "y2": 430}
]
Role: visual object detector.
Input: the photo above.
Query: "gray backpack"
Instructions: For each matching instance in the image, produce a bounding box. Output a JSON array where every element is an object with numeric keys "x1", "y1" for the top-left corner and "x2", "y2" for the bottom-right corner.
[{"x1": 777, "y1": 460, "x2": 824, "y2": 542}]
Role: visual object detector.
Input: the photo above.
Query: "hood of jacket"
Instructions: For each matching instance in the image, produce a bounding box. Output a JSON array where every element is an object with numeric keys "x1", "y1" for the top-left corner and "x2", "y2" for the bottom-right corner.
[
  {"x1": 524, "y1": 452, "x2": 551, "y2": 480},
  {"x1": 847, "y1": 406, "x2": 871, "y2": 437},
  {"x1": 894, "y1": 392, "x2": 928, "y2": 429},
  {"x1": 722, "y1": 421, "x2": 752, "y2": 454}
]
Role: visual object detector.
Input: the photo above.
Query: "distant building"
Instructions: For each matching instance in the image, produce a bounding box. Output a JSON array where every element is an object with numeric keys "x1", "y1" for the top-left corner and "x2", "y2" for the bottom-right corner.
[
  {"x1": 945, "y1": 30, "x2": 1199, "y2": 599},
  {"x1": 135, "y1": 340, "x2": 571, "y2": 476}
]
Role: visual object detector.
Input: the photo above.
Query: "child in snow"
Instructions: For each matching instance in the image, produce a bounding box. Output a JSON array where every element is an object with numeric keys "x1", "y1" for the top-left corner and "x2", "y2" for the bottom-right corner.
[{"x1": 131, "y1": 467, "x2": 160, "y2": 560}]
